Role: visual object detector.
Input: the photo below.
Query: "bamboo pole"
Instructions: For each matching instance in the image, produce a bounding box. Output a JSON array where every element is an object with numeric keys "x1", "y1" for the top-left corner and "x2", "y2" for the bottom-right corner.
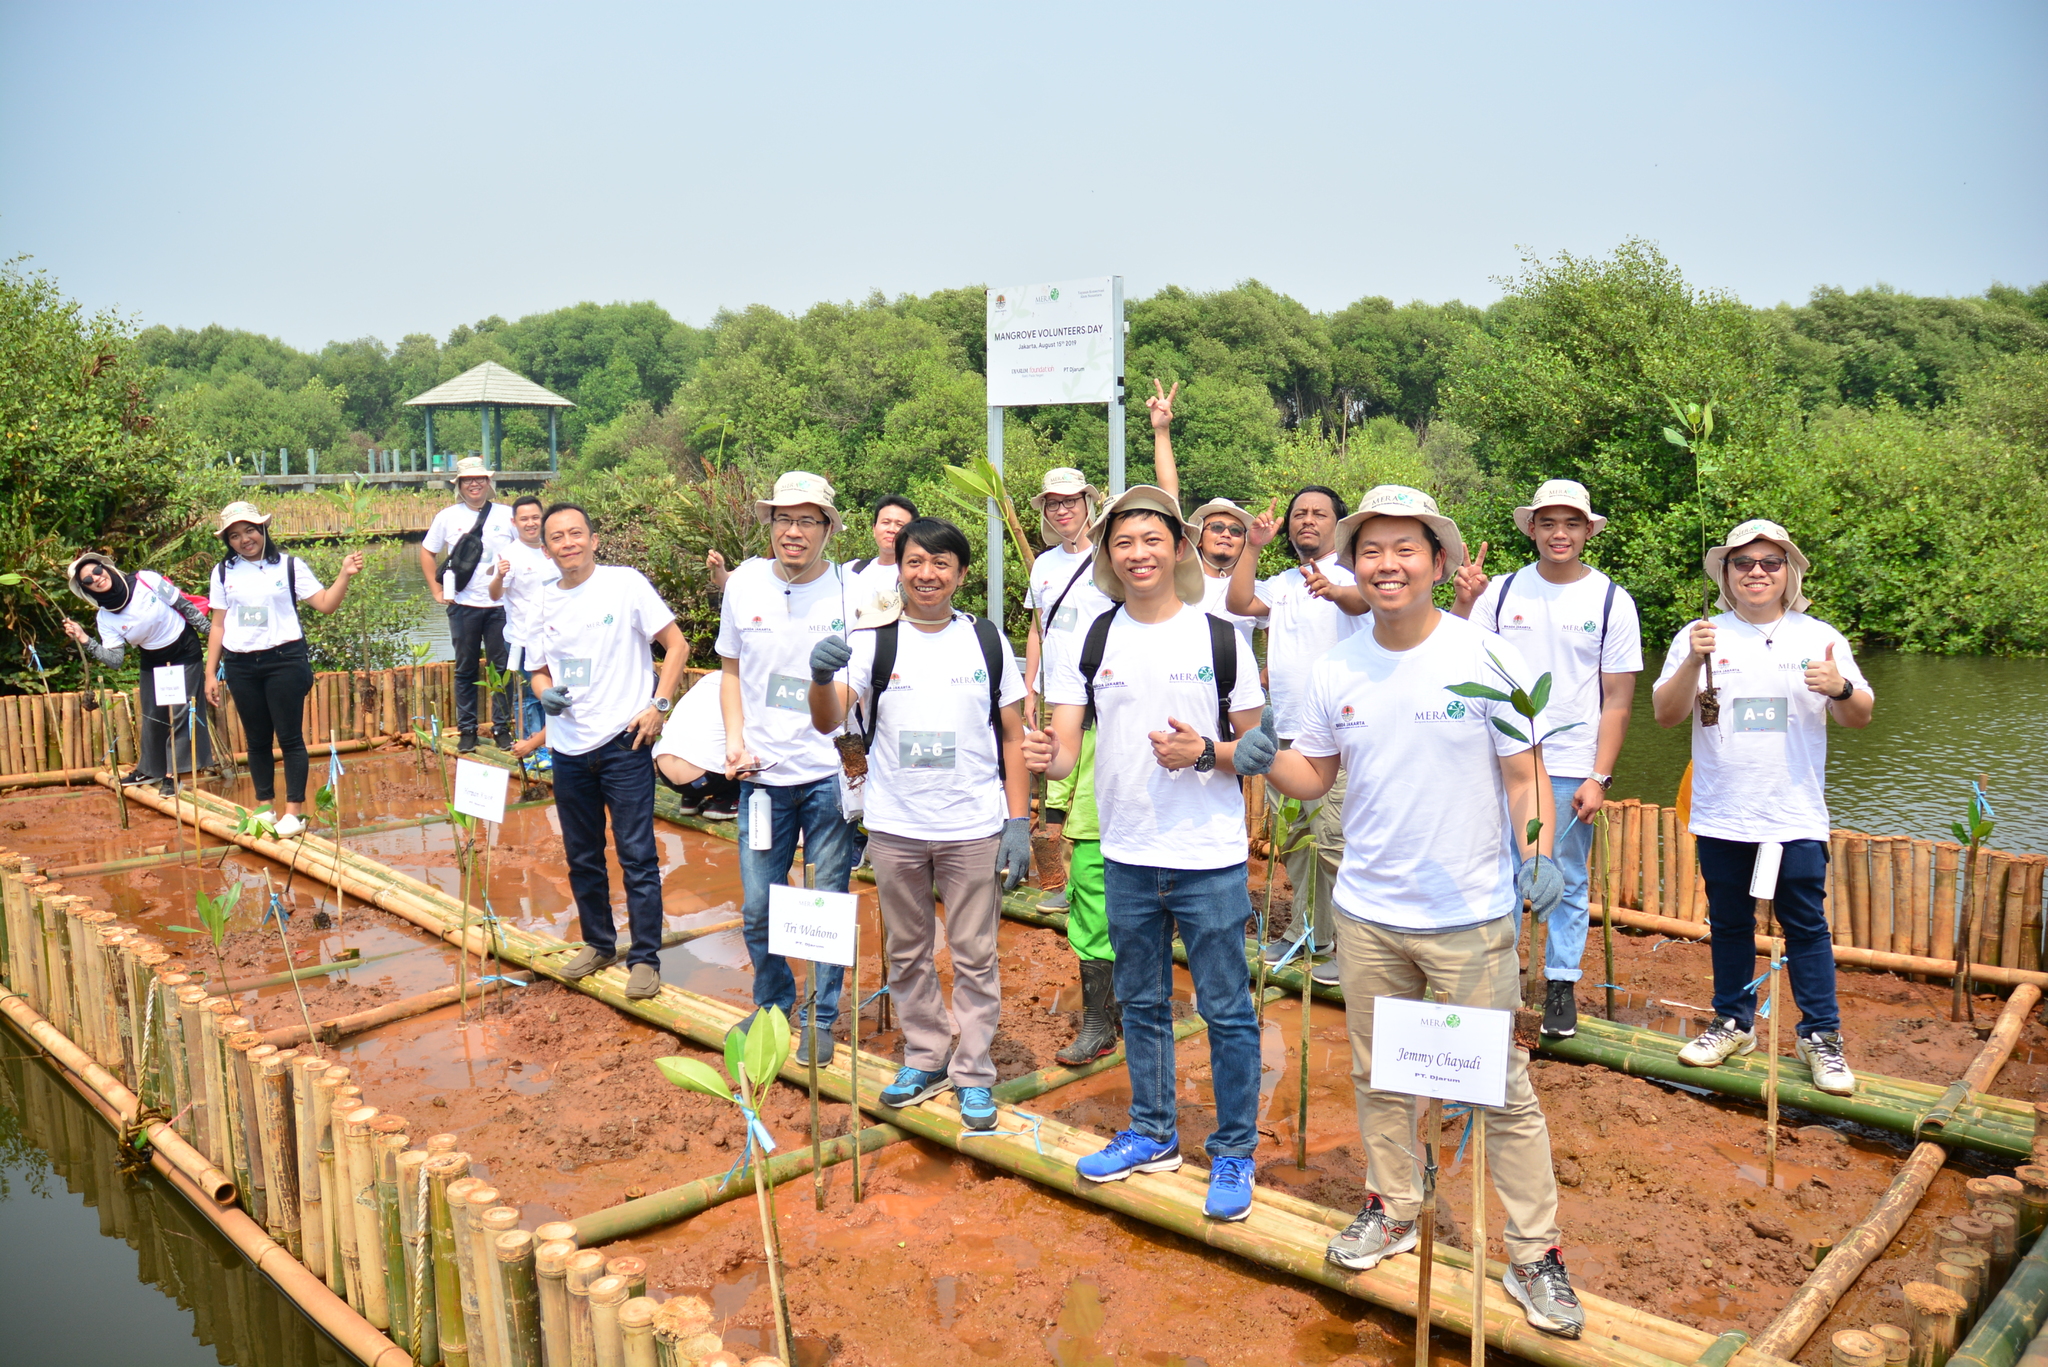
[
  {"x1": 604, "y1": 1256, "x2": 647, "y2": 1302},
  {"x1": 2001, "y1": 858, "x2": 2025, "y2": 974},
  {"x1": 1892, "y1": 839, "x2": 1915, "y2": 958},
  {"x1": 296, "y1": 1053, "x2": 330, "y2": 1280},
  {"x1": 427, "y1": 1154, "x2": 473, "y2": 1367},
  {"x1": 1848, "y1": 836, "x2": 1872, "y2": 948},
  {"x1": 1471, "y1": 1110, "x2": 1488, "y2": 1367},
  {"x1": 1619, "y1": 801, "x2": 1640, "y2": 909},
  {"x1": 464, "y1": 1188, "x2": 511, "y2": 1367},
  {"x1": 344, "y1": 1105, "x2": 392, "y2": 1329},
  {"x1": 1641, "y1": 805, "x2": 1661, "y2": 917},
  {"x1": 1764, "y1": 934, "x2": 1783, "y2": 1189},
  {"x1": 1659, "y1": 807, "x2": 1677, "y2": 921},
  {"x1": 1679, "y1": 829, "x2": 1698, "y2": 923},
  {"x1": 229, "y1": 1031, "x2": 268, "y2": 1229},
  {"x1": 497, "y1": 1229, "x2": 542, "y2": 1367},
  {"x1": 590, "y1": 1275, "x2": 629, "y2": 1367},
  {"x1": 1417, "y1": 1095, "x2": 1444, "y2": 1367},
  {"x1": 398, "y1": 1149, "x2": 439, "y2": 1365},
  {"x1": 1945, "y1": 1248, "x2": 1991, "y2": 1324},
  {"x1": 1906, "y1": 1282, "x2": 1967, "y2": 1367},
  {"x1": 447, "y1": 1177, "x2": 488, "y2": 1362},
  {"x1": 1873, "y1": 838, "x2": 1899, "y2": 955},
  {"x1": 1872, "y1": 1325, "x2": 1911, "y2": 1364},
  {"x1": 1837, "y1": 1331, "x2": 1889, "y2": 1367},
  {"x1": 619, "y1": 1297, "x2": 657, "y2": 1367},
  {"x1": 373, "y1": 1122, "x2": 410, "y2": 1352},
  {"x1": 1949, "y1": 1227, "x2": 2048, "y2": 1367},
  {"x1": 314, "y1": 1068, "x2": 351, "y2": 1298},
  {"x1": 256, "y1": 1051, "x2": 302, "y2": 1256},
  {"x1": 536, "y1": 1239, "x2": 576, "y2": 1367},
  {"x1": 1914, "y1": 841, "x2": 1936, "y2": 964},
  {"x1": 199, "y1": 996, "x2": 234, "y2": 1164},
  {"x1": 567, "y1": 1248, "x2": 607, "y2": 1367}
]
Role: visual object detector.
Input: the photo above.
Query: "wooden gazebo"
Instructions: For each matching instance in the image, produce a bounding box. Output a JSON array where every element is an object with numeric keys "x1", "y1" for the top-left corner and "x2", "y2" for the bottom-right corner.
[{"x1": 405, "y1": 361, "x2": 575, "y2": 472}]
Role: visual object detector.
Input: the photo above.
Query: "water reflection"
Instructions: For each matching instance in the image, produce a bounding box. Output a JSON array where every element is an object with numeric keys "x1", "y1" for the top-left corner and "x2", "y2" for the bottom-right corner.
[{"x1": 0, "y1": 1037, "x2": 356, "y2": 1367}]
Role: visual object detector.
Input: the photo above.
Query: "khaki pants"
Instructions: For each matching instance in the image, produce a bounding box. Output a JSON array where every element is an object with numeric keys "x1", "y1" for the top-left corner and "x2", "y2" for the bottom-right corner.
[
  {"x1": 1280, "y1": 759, "x2": 1345, "y2": 950},
  {"x1": 869, "y1": 829, "x2": 1005, "y2": 1088},
  {"x1": 1332, "y1": 910, "x2": 1562, "y2": 1263}
]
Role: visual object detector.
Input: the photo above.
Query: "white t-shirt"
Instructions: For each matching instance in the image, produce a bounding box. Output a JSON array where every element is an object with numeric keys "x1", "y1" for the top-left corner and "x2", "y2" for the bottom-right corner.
[
  {"x1": 96, "y1": 570, "x2": 189, "y2": 654},
  {"x1": 1294, "y1": 613, "x2": 1538, "y2": 932},
  {"x1": 1470, "y1": 565, "x2": 1643, "y2": 778},
  {"x1": 423, "y1": 502, "x2": 520, "y2": 609},
  {"x1": 714, "y1": 558, "x2": 851, "y2": 786},
  {"x1": 1200, "y1": 574, "x2": 1259, "y2": 652},
  {"x1": 1029, "y1": 543, "x2": 1116, "y2": 691},
  {"x1": 1253, "y1": 553, "x2": 1368, "y2": 738},
  {"x1": 210, "y1": 556, "x2": 323, "y2": 653},
  {"x1": 1044, "y1": 602, "x2": 1264, "y2": 870},
  {"x1": 653, "y1": 671, "x2": 728, "y2": 775},
  {"x1": 848, "y1": 557, "x2": 899, "y2": 602},
  {"x1": 1655, "y1": 612, "x2": 1871, "y2": 843},
  {"x1": 846, "y1": 614, "x2": 1026, "y2": 841},
  {"x1": 496, "y1": 539, "x2": 559, "y2": 661},
  {"x1": 533, "y1": 565, "x2": 676, "y2": 756}
]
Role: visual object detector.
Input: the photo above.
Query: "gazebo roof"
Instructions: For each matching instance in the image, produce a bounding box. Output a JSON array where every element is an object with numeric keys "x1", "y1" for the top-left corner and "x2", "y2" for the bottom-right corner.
[{"x1": 404, "y1": 361, "x2": 574, "y2": 409}]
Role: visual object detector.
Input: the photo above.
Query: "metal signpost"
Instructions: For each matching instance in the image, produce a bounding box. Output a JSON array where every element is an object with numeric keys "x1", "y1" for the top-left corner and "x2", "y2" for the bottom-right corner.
[{"x1": 982, "y1": 276, "x2": 1124, "y2": 618}]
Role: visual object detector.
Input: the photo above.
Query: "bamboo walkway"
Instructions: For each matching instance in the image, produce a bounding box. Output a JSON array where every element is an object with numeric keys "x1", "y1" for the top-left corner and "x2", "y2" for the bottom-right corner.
[{"x1": 98, "y1": 776, "x2": 1796, "y2": 1367}]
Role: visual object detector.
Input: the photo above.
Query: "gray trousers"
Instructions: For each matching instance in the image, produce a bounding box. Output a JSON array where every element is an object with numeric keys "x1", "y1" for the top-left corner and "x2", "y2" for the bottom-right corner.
[
  {"x1": 869, "y1": 829, "x2": 1004, "y2": 1089},
  {"x1": 1279, "y1": 753, "x2": 1345, "y2": 951}
]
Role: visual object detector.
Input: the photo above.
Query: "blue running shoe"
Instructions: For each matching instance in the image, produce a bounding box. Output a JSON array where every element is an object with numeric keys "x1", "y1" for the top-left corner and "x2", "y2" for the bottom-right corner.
[
  {"x1": 958, "y1": 1087, "x2": 998, "y2": 1131},
  {"x1": 1076, "y1": 1129, "x2": 1181, "y2": 1182},
  {"x1": 879, "y1": 1066, "x2": 950, "y2": 1109},
  {"x1": 534, "y1": 750, "x2": 553, "y2": 772},
  {"x1": 1205, "y1": 1155, "x2": 1256, "y2": 1221}
]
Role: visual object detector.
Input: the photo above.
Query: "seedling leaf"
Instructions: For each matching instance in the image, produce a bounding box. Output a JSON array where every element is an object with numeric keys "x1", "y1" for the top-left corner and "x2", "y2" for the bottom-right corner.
[
  {"x1": 743, "y1": 1005, "x2": 791, "y2": 1087},
  {"x1": 1526, "y1": 818, "x2": 1544, "y2": 846},
  {"x1": 724, "y1": 1025, "x2": 747, "y2": 1084},
  {"x1": 1663, "y1": 426, "x2": 1690, "y2": 449},
  {"x1": 1491, "y1": 718, "x2": 1529, "y2": 743},
  {"x1": 1529, "y1": 672, "x2": 1553, "y2": 716},
  {"x1": 1445, "y1": 682, "x2": 1512, "y2": 703},
  {"x1": 656, "y1": 1056, "x2": 734, "y2": 1101}
]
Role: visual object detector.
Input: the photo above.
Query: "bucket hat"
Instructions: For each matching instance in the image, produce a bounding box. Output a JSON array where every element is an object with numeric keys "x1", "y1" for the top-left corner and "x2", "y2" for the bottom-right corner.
[
  {"x1": 452, "y1": 456, "x2": 495, "y2": 482},
  {"x1": 1031, "y1": 467, "x2": 1104, "y2": 544},
  {"x1": 215, "y1": 500, "x2": 274, "y2": 536},
  {"x1": 1188, "y1": 497, "x2": 1252, "y2": 532},
  {"x1": 1705, "y1": 518, "x2": 1811, "y2": 613},
  {"x1": 1088, "y1": 486, "x2": 1205, "y2": 605},
  {"x1": 752, "y1": 470, "x2": 844, "y2": 537},
  {"x1": 1512, "y1": 479, "x2": 1608, "y2": 538},
  {"x1": 65, "y1": 551, "x2": 128, "y2": 609},
  {"x1": 1330, "y1": 485, "x2": 1468, "y2": 586}
]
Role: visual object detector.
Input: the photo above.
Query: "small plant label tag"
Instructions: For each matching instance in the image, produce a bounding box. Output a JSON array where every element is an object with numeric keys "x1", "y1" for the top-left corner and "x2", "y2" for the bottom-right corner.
[
  {"x1": 768, "y1": 884, "x2": 858, "y2": 966},
  {"x1": 1369, "y1": 996, "x2": 1511, "y2": 1108},
  {"x1": 453, "y1": 759, "x2": 509, "y2": 824},
  {"x1": 152, "y1": 664, "x2": 189, "y2": 706}
]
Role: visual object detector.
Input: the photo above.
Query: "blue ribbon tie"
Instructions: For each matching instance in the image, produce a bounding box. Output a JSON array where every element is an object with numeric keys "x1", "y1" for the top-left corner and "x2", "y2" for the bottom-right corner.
[{"x1": 960, "y1": 1106, "x2": 1047, "y2": 1155}]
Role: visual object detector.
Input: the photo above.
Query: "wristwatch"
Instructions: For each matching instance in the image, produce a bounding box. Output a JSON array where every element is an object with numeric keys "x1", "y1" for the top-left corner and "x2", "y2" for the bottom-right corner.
[
  {"x1": 650, "y1": 696, "x2": 672, "y2": 714},
  {"x1": 1592, "y1": 773, "x2": 1614, "y2": 790},
  {"x1": 1194, "y1": 737, "x2": 1217, "y2": 773},
  {"x1": 1832, "y1": 678, "x2": 1854, "y2": 701}
]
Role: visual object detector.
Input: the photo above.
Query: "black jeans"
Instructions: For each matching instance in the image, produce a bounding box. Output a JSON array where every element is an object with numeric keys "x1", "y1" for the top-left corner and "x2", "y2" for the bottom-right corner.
[
  {"x1": 1697, "y1": 836, "x2": 1839, "y2": 1037},
  {"x1": 223, "y1": 638, "x2": 314, "y2": 804},
  {"x1": 136, "y1": 640, "x2": 212, "y2": 780},
  {"x1": 552, "y1": 730, "x2": 665, "y2": 968},
  {"x1": 448, "y1": 603, "x2": 509, "y2": 737}
]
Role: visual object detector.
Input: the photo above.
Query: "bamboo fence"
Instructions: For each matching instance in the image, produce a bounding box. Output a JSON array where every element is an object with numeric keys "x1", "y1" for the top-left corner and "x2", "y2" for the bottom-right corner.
[{"x1": 264, "y1": 494, "x2": 443, "y2": 539}]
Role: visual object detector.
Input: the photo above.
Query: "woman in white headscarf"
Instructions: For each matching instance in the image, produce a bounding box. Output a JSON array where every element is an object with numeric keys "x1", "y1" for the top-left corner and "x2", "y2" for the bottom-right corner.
[{"x1": 63, "y1": 552, "x2": 214, "y2": 793}]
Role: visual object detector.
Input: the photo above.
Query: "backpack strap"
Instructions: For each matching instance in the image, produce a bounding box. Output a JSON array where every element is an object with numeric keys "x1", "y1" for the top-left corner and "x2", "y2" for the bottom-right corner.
[
  {"x1": 972, "y1": 616, "x2": 1007, "y2": 780},
  {"x1": 850, "y1": 557, "x2": 873, "y2": 575},
  {"x1": 1206, "y1": 613, "x2": 1238, "y2": 739},
  {"x1": 1045, "y1": 553, "x2": 1095, "y2": 622},
  {"x1": 858, "y1": 621, "x2": 900, "y2": 749},
  {"x1": 1077, "y1": 605, "x2": 1122, "y2": 730},
  {"x1": 1596, "y1": 577, "x2": 1618, "y2": 708},
  {"x1": 1486, "y1": 567, "x2": 1520, "y2": 632}
]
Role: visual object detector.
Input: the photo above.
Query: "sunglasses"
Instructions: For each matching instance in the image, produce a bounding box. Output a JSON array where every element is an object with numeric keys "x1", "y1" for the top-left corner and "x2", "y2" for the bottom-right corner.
[
  {"x1": 1729, "y1": 556, "x2": 1788, "y2": 573},
  {"x1": 1203, "y1": 522, "x2": 1245, "y2": 537}
]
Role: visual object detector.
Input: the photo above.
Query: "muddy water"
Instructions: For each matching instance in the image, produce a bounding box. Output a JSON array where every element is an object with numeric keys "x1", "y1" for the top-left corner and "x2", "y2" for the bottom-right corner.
[{"x1": 0, "y1": 1041, "x2": 354, "y2": 1366}]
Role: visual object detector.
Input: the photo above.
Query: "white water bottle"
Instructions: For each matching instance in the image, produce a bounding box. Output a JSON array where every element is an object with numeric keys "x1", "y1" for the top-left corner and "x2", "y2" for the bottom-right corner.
[
  {"x1": 747, "y1": 788, "x2": 773, "y2": 851},
  {"x1": 1749, "y1": 841, "x2": 1783, "y2": 900}
]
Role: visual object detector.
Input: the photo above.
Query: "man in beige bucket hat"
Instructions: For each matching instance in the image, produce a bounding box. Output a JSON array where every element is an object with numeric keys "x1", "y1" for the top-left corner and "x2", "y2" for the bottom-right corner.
[
  {"x1": 1452, "y1": 478, "x2": 1642, "y2": 1040},
  {"x1": 1652, "y1": 517, "x2": 1871, "y2": 1097},
  {"x1": 420, "y1": 455, "x2": 518, "y2": 752}
]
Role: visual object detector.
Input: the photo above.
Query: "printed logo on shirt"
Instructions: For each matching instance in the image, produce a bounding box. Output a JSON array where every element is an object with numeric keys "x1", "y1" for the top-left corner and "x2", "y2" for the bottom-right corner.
[
  {"x1": 1445, "y1": 700, "x2": 1467, "y2": 719},
  {"x1": 1197, "y1": 665, "x2": 1214, "y2": 682},
  {"x1": 973, "y1": 668, "x2": 988, "y2": 683},
  {"x1": 1581, "y1": 620, "x2": 1598, "y2": 633},
  {"x1": 602, "y1": 614, "x2": 614, "y2": 625},
  {"x1": 1413, "y1": 705, "x2": 1465, "y2": 724},
  {"x1": 1096, "y1": 668, "x2": 1127, "y2": 690},
  {"x1": 1335, "y1": 703, "x2": 1366, "y2": 730},
  {"x1": 1505, "y1": 614, "x2": 1529, "y2": 629}
]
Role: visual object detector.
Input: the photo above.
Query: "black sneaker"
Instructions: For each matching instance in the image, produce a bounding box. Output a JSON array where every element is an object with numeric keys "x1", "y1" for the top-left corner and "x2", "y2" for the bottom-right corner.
[
  {"x1": 700, "y1": 794, "x2": 739, "y2": 821},
  {"x1": 118, "y1": 768, "x2": 152, "y2": 787},
  {"x1": 492, "y1": 730, "x2": 515, "y2": 752},
  {"x1": 458, "y1": 733, "x2": 479, "y2": 754},
  {"x1": 1506, "y1": 1247, "x2": 1586, "y2": 1338},
  {"x1": 666, "y1": 780, "x2": 706, "y2": 815},
  {"x1": 1541, "y1": 980, "x2": 1578, "y2": 1039}
]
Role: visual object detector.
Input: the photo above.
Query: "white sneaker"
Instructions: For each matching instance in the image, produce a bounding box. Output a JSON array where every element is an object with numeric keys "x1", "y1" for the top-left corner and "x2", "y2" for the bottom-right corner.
[
  {"x1": 274, "y1": 813, "x2": 307, "y2": 838},
  {"x1": 1796, "y1": 1032, "x2": 1856, "y2": 1095},
  {"x1": 1678, "y1": 1017, "x2": 1756, "y2": 1067}
]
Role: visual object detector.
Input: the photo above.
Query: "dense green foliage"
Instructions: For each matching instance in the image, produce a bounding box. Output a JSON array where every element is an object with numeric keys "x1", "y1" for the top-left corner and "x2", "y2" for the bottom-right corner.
[{"x1": 12, "y1": 241, "x2": 2047, "y2": 700}]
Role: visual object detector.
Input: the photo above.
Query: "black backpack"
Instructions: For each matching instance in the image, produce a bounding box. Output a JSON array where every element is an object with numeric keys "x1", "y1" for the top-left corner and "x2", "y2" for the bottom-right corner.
[
  {"x1": 444, "y1": 501, "x2": 498, "y2": 593},
  {"x1": 860, "y1": 615, "x2": 1012, "y2": 777},
  {"x1": 1490, "y1": 567, "x2": 1621, "y2": 704},
  {"x1": 1077, "y1": 606, "x2": 1240, "y2": 738}
]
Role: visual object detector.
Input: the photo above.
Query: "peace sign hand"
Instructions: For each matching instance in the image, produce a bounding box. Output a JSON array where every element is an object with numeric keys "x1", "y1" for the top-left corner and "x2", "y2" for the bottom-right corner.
[
  {"x1": 1247, "y1": 497, "x2": 1282, "y2": 550},
  {"x1": 1452, "y1": 540, "x2": 1490, "y2": 610},
  {"x1": 1146, "y1": 379, "x2": 1179, "y2": 435}
]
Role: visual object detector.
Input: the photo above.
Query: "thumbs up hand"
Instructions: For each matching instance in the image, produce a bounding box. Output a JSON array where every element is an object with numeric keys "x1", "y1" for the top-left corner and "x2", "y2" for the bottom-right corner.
[{"x1": 1804, "y1": 641, "x2": 1848, "y2": 698}]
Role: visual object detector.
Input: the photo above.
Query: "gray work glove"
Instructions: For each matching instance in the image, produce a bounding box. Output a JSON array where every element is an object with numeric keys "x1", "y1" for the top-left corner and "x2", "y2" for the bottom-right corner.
[
  {"x1": 1516, "y1": 855, "x2": 1565, "y2": 922},
  {"x1": 995, "y1": 816, "x2": 1032, "y2": 892},
  {"x1": 538, "y1": 686, "x2": 574, "y2": 715},
  {"x1": 1233, "y1": 724, "x2": 1278, "y2": 776},
  {"x1": 809, "y1": 634, "x2": 852, "y2": 684}
]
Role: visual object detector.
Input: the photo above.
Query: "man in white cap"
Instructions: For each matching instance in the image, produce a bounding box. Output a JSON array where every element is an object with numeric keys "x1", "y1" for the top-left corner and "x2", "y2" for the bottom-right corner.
[
  {"x1": 1022, "y1": 464, "x2": 1123, "y2": 1066},
  {"x1": 1142, "y1": 378, "x2": 1259, "y2": 650},
  {"x1": 719, "y1": 470, "x2": 857, "y2": 1062},
  {"x1": 1261, "y1": 486, "x2": 1584, "y2": 1339},
  {"x1": 1449, "y1": 479, "x2": 1642, "y2": 1039},
  {"x1": 1023, "y1": 484, "x2": 1275, "y2": 1222},
  {"x1": 1653, "y1": 518, "x2": 1871, "y2": 1096},
  {"x1": 1226, "y1": 484, "x2": 1368, "y2": 979},
  {"x1": 420, "y1": 456, "x2": 519, "y2": 753}
]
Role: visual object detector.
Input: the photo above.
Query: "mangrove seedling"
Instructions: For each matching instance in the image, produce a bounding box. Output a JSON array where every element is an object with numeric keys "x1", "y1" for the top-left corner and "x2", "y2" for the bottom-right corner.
[
  {"x1": 1265, "y1": 794, "x2": 1323, "y2": 1169},
  {"x1": 167, "y1": 881, "x2": 241, "y2": 985},
  {"x1": 1662, "y1": 397, "x2": 1722, "y2": 724},
  {"x1": 1950, "y1": 780, "x2": 1997, "y2": 1024},
  {"x1": 657, "y1": 1008, "x2": 797, "y2": 1364}
]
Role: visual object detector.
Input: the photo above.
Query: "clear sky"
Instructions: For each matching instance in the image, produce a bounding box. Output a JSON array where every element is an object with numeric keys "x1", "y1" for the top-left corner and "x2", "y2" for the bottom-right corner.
[{"x1": 3, "y1": 1, "x2": 2042, "y2": 351}]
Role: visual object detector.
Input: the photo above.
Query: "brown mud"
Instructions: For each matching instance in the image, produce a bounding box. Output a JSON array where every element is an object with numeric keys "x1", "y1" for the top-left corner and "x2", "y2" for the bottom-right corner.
[{"x1": 11, "y1": 751, "x2": 2048, "y2": 1366}]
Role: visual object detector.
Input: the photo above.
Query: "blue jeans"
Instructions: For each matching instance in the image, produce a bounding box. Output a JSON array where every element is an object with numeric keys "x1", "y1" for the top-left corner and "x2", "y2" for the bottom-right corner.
[
  {"x1": 1697, "y1": 836, "x2": 1838, "y2": 1037},
  {"x1": 1103, "y1": 858, "x2": 1263, "y2": 1160},
  {"x1": 738, "y1": 777, "x2": 855, "y2": 1031},
  {"x1": 518, "y1": 670, "x2": 548, "y2": 752},
  {"x1": 552, "y1": 730, "x2": 664, "y2": 968},
  {"x1": 1544, "y1": 775, "x2": 1597, "y2": 982}
]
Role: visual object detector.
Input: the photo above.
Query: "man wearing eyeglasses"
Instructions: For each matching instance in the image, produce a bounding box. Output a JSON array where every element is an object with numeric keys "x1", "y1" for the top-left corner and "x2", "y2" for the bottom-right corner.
[{"x1": 718, "y1": 470, "x2": 858, "y2": 1063}]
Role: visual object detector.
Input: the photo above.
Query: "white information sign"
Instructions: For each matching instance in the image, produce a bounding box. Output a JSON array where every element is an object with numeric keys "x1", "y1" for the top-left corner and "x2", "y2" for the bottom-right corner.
[
  {"x1": 1368, "y1": 996, "x2": 1512, "y2": 1108},
  {"x1": 767, "y1": 883, "x2": 858, "y2": 966},
  {"x1": 452, "y1": 759, "x2": 509, "y2": 824},
  {"x1": 152, "y1": 664, "x2": 189, "y2": 707},
  {"x1": 986, "y1": 277, "x2": 1117, "y2": 406}
]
